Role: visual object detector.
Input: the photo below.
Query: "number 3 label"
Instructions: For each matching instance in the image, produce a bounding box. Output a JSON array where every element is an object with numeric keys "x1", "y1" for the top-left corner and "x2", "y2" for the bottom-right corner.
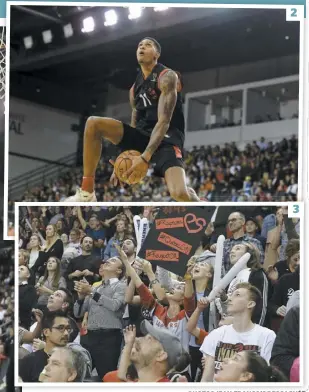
[
  {"x1": 288, "y1": 203, "x2": 301, "y2": 218},
  {"x1": 286, "y1": 6, "x2": 302, "y2": 21}
]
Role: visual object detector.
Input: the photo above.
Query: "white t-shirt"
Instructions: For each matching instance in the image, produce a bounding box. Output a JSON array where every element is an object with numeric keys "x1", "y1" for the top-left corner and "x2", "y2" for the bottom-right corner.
[{"x1": 200, "y1": 324, "x2": 276, "y2": 374}]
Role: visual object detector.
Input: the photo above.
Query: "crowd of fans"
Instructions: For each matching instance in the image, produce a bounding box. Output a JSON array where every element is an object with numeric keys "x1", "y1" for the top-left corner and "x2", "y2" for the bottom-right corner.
[
  {"x1": 0, "y1": 245, "x2": 15, "y2": 392},
  {"x1": 17, "y1": 205, "x2": 300, "y2": 383},
  {"x1": 9, "y1": 135, "x2": 298, "y2": 205}
]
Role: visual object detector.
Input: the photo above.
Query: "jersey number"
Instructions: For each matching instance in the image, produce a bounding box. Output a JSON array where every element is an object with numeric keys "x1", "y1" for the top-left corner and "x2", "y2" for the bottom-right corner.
[{"x1": 139, "y1": 93, "x2": 152, "y2": 107}]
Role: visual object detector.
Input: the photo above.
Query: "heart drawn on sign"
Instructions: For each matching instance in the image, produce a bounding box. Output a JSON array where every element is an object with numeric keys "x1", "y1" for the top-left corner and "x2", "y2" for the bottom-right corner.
[{"x1": 184, "y1": 214, "x2": 207, "y2": 234}]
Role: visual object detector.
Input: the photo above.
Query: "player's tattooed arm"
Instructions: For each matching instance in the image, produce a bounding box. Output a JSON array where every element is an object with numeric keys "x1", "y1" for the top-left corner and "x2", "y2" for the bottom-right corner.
[
  {"x1": 129, "y1": 85, "x2": 137, "y2": 128},
  {"x1": 143, "y1": 70, "x2": 177, "y2": 161}
]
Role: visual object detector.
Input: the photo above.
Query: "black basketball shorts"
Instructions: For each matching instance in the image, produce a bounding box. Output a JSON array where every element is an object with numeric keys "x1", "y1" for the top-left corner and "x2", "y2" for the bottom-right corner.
[{"x1": 117, "y1": 123, "x2": 184, "y2": 178}]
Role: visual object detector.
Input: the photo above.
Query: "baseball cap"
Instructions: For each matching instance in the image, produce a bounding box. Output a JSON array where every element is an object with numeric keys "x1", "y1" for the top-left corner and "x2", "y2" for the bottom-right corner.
[{"x1": 140, "y1": 320, "x2": 185, "y2": 370}]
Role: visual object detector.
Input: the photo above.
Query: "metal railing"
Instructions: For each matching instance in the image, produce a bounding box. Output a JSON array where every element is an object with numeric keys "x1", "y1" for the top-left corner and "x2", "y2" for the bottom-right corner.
[{"x1": 8, "y1": 152, "x2": 77, "y2": 200}]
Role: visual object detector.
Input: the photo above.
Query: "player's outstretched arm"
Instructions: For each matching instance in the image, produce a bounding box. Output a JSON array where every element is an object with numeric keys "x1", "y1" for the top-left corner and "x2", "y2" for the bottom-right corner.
[
  {"x1": 129, "y1": 86, "x2": 137, "y2": 128},
  {"x1": 142, "y1": 70, "x2": 178, "y2": 162}
]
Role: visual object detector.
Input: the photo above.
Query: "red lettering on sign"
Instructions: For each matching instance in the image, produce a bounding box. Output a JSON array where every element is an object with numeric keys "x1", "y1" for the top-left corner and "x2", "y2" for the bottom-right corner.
[
  {"x1": 146, "y1": 250, "x2": 179, "y2": 262},
  {"x1": 157, "y1": 232, "x2": 192, "y2": 255},
  {"x1": 155, "y1": 217, "x2": 184, "y2": 230}
]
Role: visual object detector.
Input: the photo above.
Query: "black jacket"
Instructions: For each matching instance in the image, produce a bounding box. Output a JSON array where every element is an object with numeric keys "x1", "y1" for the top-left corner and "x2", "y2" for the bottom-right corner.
[
  {"x1": 19, "y1": 284, "x2": 37, "y2": 330},
  {"x1": 31, "y1": 239, "x2": 64, "y2": 275},
  {"x1": 269, "y1": 268, "x2": 300, "y2": 316},
  {"x1": 270, "y1": 306, "x2": 299, "y2": 378},
  {"x1": 274, "y1": 260, "x2": 292, "y2": 280},
  {"x1": 249, "y1": 269, "x2": 270, "y2": 326}
]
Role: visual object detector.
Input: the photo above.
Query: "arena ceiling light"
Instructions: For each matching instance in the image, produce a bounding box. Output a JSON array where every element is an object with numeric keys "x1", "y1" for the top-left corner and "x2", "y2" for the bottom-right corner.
[
  {"x1": 42, "y1": 30, "x2": 52, "y2": 44},
  {"x1": 63, "y1": 23, "x2": 74, "y2": 38},
  {"x1": 128, "y1": 6, "x2": 143, "y2": 20},
  {"x1": 23, "y1": 36, "x2": 33, "y2": 49},
  {"x1": 104, "y1": 10, "x2": 118, "y2": 26},
  {"x1": 82, "y1": 16, "x2": 95, "y2": 33},
  {"x1": 154, "y1": 6, "x2": 169, "y2": 11}
]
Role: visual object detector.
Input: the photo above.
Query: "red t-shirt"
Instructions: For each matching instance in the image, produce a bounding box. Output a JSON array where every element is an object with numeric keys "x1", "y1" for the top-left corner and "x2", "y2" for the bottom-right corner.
[
  {"x1": 103, "y1": 371, "x2": 170, "y2": 383},
  {"x1": 157, "y1": 377, "x2": 170, "y2": 382}
]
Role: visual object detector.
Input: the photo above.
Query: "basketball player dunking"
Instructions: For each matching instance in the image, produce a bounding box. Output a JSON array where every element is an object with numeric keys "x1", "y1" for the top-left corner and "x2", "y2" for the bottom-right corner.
[{"x1": 67, "y1": 37, "x2": 200, "y2": 202}]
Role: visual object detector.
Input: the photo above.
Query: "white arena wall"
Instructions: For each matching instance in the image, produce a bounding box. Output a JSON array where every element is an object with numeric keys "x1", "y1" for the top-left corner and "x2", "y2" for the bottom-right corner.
[{"x1": 9, "y1": 98, "x2": 79, "y2": 179}]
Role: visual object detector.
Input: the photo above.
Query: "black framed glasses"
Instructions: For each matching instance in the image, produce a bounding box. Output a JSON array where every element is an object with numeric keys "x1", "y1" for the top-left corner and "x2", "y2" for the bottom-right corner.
[{"x1": 52, "y1": 325, "x2": 72, "y2": 333}]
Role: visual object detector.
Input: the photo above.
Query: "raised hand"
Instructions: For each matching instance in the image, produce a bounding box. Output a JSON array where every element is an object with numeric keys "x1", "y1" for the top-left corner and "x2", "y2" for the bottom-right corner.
[
  {"x1": 123, "y1": 324, "x2": 136, "y2": 347},
  {"x1": 197, "y1": 297, "x2": 210, "y2": 311},
  {"x1": 33, "y1": 309, "x2": 43, "y2": 324}
]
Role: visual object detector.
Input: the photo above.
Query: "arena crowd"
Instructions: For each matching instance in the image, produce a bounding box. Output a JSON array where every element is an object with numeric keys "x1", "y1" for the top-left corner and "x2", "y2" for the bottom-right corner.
[
  {"x1": 11, "y1": 136, "x2": 298, "y2": 204},
  {"x1": 0, "y1": 245, "x2": 15, "y2": 392},
  {"x1": 17, "y1": 205, "x2": 300, "y2": 383}
]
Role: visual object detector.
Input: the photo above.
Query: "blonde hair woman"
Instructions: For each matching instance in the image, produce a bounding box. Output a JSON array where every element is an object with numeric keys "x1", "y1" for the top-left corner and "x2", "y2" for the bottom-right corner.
[{"x1": 32, "y1": 225, "x2": 64, "y2": 276}]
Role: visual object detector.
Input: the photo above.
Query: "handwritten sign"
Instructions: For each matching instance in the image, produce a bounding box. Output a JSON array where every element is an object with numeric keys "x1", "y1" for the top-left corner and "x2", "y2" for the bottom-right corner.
[
  {"x1": 139, "y1": 206, "x2": 216, "y2": 276},
  {"x1": 158, "y1": 232, "x2": 192, "y2": 255},
  {"x1": 156, "y1": 217, "x2": 184, "y2": 230},
  {"x1": 146, "y1": 250, "x2": 179, "y2": 262}
]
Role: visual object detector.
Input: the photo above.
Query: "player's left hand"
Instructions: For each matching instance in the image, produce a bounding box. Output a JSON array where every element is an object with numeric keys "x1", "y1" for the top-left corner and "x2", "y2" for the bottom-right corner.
[
  {"x1": 109, "y1": 159, "x2": 125, "y2": 187},
  {"x1": 123, "y1": 156, "x2": 149, "y2": 183}
]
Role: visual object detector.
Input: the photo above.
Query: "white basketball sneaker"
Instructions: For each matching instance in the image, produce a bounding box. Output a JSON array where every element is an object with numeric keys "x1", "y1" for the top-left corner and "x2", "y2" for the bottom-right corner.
[{"x1": 65, "y1": 187, "x2": 97, "y2": 202}]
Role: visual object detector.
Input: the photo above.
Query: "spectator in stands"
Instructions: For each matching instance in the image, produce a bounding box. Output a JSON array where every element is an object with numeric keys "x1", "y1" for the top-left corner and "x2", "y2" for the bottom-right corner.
[
  {"x1": 268, "y1": 239, "x2": 300, "y2": 282},
  {"x1": 186, "y1": 257, "x2": 214, "y2": 381},
  {"x1": 66, "y1": 236, "x2": 100, "y2": 294},
  {"x1": 19, "y1": 249, "x2": 29, "y2": 266},
  {"x1": 223, "y1": 212, "x2": 264, "y2": 271},
  {"x1": 268, "y1": 265, "x2": 300, "y2": 333},
  {"x1": 129, "y1": 320, "x2": 185, "y2": 382},
  {"x1": 10, "y1": 137, "x2": 298, "y2": 205},
  {"x1": 214, "y1": 350, "x2": 287, "y2": 382},
  {"x1": 39, "y1": 346, "x2": 88, "y2": 383},
  {"x1": 76, "y1": 207, "x2": 106, "y2": 258},
  {"x1": 218, "y1": 242, "x2": 269, "y2": 326},
  {"x1": 245, "y1": 217, "x2": 266, "y2": 249},
  {"x1": 270, "y1": 306, "x2": 299, "y2": 381},
  {"x1": 73, "y1": 257, "x2": 126, "y2": 380},
  {"x1": 19, "y1": 265, "x2": 37, "y2": 330},
  {"x1": 67, "y1": 229, "x2": 82, "y2": 255},
  {"x1": 32, "y1": 225, "x2": 64, "y2": 276},
  {"x1": 200, "y1": 283, "x2": 276, "y2": 381},
  {"x1": 36, "y1": 257, "x2": 67, "y2": 310},
  {"x1": 104, "y1": 219, "x2": 126, "y2": 260},
  {"x1": 28, "y1": 234, "x2": 42, "y2": 269},
  {"x1": 23, "y1": 288, "x2": 79, "y2": 355},
  {"x1": 61, "y1": 233, "x2": 69, "y2": 249},
  {"x1": 19, "y1": 310, "x2": 71, "y2": 382}
]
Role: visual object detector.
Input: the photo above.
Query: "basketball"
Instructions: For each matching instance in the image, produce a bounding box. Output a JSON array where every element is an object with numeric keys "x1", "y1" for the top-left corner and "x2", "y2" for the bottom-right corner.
[{"x1": 114, "y1": 150, "x2": 147, "y2": 185}]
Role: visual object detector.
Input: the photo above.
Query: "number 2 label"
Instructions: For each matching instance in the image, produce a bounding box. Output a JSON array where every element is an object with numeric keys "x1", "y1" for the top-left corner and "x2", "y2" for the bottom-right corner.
[
  {"x1": 291, "y1": 8, "x2": 297, "y2": 17},
  {"x1": 286, "y1": 6, "x2": 302, "y2": 21}
]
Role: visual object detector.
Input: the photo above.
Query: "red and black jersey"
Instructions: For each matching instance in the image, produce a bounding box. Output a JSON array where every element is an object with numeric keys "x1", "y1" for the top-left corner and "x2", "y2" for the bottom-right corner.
[{"x1": 131, "y1": 63, "x2": 185, "y2": 148}]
